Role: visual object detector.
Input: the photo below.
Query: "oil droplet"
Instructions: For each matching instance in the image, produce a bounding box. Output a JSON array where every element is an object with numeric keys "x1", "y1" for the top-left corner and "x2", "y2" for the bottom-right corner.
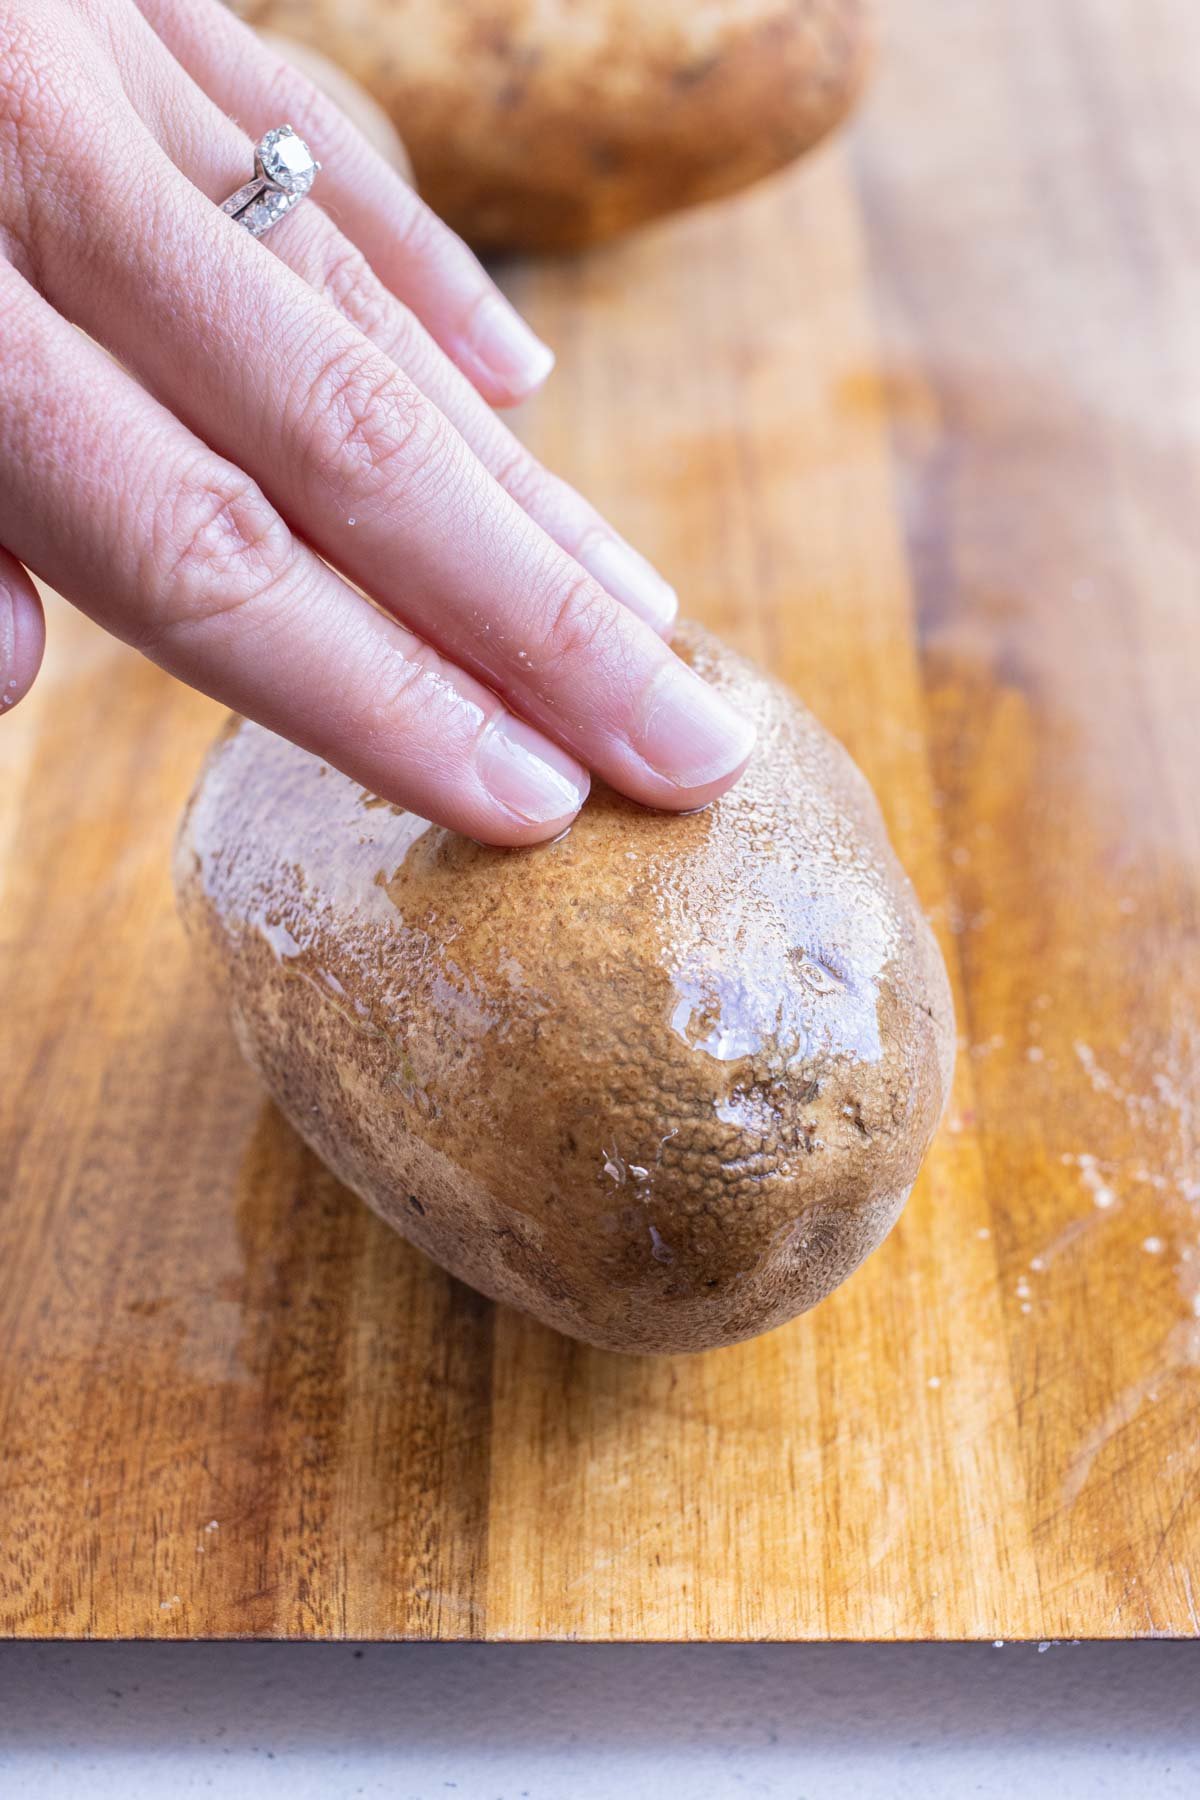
[{"x1": 648, "y1": 1224, "x2": 674, "y2": 1265}]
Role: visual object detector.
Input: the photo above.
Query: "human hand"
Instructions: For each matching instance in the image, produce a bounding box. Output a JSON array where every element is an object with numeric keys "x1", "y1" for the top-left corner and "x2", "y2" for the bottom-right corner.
[{"x1": 0, "y1": 0, "x2": 756, "y2": 842}]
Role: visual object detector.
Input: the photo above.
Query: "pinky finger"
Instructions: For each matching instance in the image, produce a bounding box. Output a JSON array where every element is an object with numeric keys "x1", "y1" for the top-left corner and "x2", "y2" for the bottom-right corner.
[{"x1": 0, "y1": 550, "x2": 45, "y2": 715}]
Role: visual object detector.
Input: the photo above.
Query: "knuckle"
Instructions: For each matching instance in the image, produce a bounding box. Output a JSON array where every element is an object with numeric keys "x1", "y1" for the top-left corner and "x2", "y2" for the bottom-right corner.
[
  {"x1": 313, "y1": 229, "x2": 427, "y2": 372},
  {"x1": 356, "y1": 637, "x2": 483, "y2": 757},
  {"x1": 0, "y1": 8, "x2": 65, "y2": 128},
  {"x1": 487, "y1": 437, "x2": 548, "y2": 514},
  {"x1": 140, "y1": 467, "x2": 293, "y2": 651},
  {"x1": 297, "y1": 341, "x2": 442, "y2": 501},
  {"x1": 389, "y1": 191, "x2": 441, "y2": 263},
  {"x1": 0, "y1": 9, "x2": 74, "y2": 204},
  {"x1": 0, "y1": 8, "x2": 130, "y2": 268},
  {"x1": 357, "y1": 637, "x2": 438, "y2": 741},
  {"x1": 0, "y1": 7, "x2": 112, "y2": 152},
  {"x1": 541, "y1": 571, "x2": 614, "y2": 670},
  {"x1": 316, "y1": 233, "x2": 390, "y2": 342}
]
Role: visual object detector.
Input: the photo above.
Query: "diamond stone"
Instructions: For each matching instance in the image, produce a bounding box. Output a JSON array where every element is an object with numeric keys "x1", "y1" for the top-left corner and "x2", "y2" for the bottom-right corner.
[
  {"x1": 257, "y1": 125, "x2": 318, "y2": 195},
  {"x1": 242, "y1": 190, "x2": 295, "y2": 234}
]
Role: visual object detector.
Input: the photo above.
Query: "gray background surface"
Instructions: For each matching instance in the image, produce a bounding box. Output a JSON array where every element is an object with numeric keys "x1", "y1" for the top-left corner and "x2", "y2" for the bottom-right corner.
[{"x1": 0, "y1": 1640, "x2": 1197, "y2": 1795}]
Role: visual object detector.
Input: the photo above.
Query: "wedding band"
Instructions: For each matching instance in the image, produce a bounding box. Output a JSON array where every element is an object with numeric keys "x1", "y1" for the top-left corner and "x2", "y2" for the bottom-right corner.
[{"x1": 219, "y1": 125, "x2": 321, "y2": 239}]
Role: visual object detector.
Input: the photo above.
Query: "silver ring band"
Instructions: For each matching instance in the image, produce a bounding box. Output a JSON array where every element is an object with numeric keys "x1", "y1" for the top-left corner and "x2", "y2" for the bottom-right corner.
[{"x1": 220, "y1": 125, "x2": 321, "y2": 239}]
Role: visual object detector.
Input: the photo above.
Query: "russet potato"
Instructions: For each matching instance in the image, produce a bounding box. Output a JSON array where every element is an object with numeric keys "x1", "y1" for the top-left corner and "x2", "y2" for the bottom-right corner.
[
  {"x1": 175, "y1": 626, "x2": 954, "y2": 1353},
  {"x1": 238, "y1": 0, "x2": 873, "y2": 251}
]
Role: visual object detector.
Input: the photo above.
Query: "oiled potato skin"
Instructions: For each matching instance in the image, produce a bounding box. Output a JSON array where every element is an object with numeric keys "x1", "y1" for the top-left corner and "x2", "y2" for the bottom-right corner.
[
  {"x1": 238, "y1": 0, "x2": 873, "y2": 251},
  {"x1": 175, "y1": 627, "x2": 954, "y2": 1354}
]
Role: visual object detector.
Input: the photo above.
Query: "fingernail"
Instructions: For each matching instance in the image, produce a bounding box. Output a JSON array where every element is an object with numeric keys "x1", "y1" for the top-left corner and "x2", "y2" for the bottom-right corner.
[
  {"x1": 467, "y1": 294, "x2": 556, "y2": 393},
  {"x1": 478, "y1": 714, "x2": 588, "y2": 825},
  {"x1": 0, "y1": 595, "x2": 14, "y2": 713},
  {"x1": 0, "y1": 590, "x2": 14, "y2": 669},
  {"x1": 635, "y1": 660, "x2": 757, "y2": 790},
  {"x1": 578, "y1": 536, "x2": 678, "y2": 635},
  {"x1": 0, "y1": 586, "x2": 32, "y2": 713}
]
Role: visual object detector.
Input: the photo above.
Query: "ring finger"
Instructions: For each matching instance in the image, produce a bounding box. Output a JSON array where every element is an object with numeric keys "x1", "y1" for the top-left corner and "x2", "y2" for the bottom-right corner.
[
  {"x1": 135, "y1": 0, "x2": 553, "y2": 408},
  {"x1": 132, "y1": 0, "x2": 678, "y2": 636}
]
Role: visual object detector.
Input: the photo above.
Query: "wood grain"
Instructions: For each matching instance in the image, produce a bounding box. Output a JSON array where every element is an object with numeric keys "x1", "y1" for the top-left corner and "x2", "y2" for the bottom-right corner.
[{"x1": 1, "y1": 0, "x2": 1198, "y2": 1639}]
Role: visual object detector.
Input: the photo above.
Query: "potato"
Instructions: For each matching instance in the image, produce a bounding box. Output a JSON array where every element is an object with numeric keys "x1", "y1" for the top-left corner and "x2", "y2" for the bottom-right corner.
[
  {"x1": 238, "y1": 0, "x2": 873, "y2": 252},
  {"x1": 175, "y1": 626, "x2": 953, "y2": 1354}
]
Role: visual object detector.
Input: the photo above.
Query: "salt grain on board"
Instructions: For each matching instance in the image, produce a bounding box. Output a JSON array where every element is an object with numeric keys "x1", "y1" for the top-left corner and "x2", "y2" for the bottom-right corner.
[{"x1": 1062, "y1": 1151, "x2": 1116, "y2": 1209}]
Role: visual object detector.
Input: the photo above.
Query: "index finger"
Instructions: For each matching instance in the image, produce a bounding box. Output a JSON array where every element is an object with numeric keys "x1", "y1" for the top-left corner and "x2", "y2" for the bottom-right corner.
[{"x1": 0, "y1": 267, "x2": 586, "y2": 845}]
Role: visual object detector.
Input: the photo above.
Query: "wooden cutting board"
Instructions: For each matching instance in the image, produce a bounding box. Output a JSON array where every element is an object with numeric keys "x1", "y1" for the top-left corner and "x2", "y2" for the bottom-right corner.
[{"x1": 2, "y1": 0, "x2": 1198, "y2": 1640}]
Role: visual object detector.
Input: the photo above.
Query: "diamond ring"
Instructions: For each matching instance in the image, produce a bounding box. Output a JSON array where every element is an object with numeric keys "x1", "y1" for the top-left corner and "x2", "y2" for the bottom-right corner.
[{"x1": 219, "y1": 125, "x2": 321, "y2": 239}]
